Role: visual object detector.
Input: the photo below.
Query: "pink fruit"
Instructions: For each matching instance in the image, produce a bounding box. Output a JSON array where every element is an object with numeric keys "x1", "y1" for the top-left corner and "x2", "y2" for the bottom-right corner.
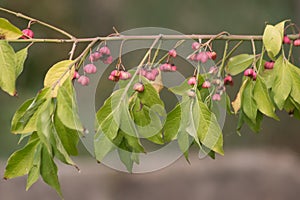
[
  {"x1": 188, "y1": 77, "x2": 197, "y2": 85},
  {"x1": 73, "y1": 71, "x2": 80, "y2": 79},
  {"x1": 89, "y1": 52, "x2": 102, "y2": 62},
  {"x1": 77, "y1": 75, "x2": 90, "y2": 86},
  {"x1": 264, "y1": 61, "x2": 275, "y2": 70},
  {"x1": 171, "y1": 64, "x2": 177, "y2": 72},
  {"x1": 197, "y1": 52, "x2": 209, "y2": 63},
  {"x1": 84, "y1": 64, "x2": 97, "y2": 74},
  {"x1": 207, "y1": 51, "x2": 217, "y2": 60},
  {"x1": 151, "y1": 68, "x2": 159, "y2": 76},
  {"x1": 244, "y1": 68, "x2": 254, "y2": 77},
  {"x1": 252, "y1": 71, "x2": 257, "y2": 80},
  {"x1": 224, "y1": 75, "x2": 233, "y2": 86},
  {"x1": 168, "y1": 49, "x2": 177, "y2": 58},
  {"x1": 293, "y1": 39, "x2": 300, "y2": 46},
  {"x1": 283, "y1": 35, "x2": 291, "y2": 44},
  {"x1": 202, "y1": 80, "x2": 211, "y2": 88},
  {"x1": 21, "y1": 29, "x2": 34, "y2": 39},
  {"x1": 99, "y1": 46, "x2": 111, "y2": 55},
  {"x1": 192, "y1": 42, "x2": 200, "y2": 50},
  {"x1": 103, "y1": 56, "x2": 113, "y2": 64},
  {"x1": 208, "y1": 66, "x2": 218, "y2": 74},
  {"x1": 120, "y1": 71, "x2": 132, "y2": 80},
  {"x1": 108, "y1": 75, "x2": 119, "y2": 82},
  {"x1": 187, "y1": 89, "x2": 196, "y2": 98},
  {"x1": 212, "y1": 93, "x2": 221, "y2": 101},
  {"x1": 159, "y1": 63, "x2": 172, "y2": 71},
  {"x1": 145, "y1": 72, "x2": 156, "y2": 81},
  {"x1": 133, "y1": 82, "x2": 144, "y2": 92},
  {"x1": 189, "y1": 54, "x2": 197, "y2": 61}
]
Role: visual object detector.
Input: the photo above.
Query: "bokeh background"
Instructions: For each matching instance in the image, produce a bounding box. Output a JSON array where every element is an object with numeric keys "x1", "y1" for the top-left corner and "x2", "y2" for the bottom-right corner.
[{"x1": 1, "y1": 0, "x2": 300, "y2": 199}]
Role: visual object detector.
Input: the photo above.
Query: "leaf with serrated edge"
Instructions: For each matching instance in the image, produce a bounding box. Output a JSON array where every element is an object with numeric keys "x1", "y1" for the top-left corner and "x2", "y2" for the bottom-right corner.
[
  {"x1": 4, "y1": 138, "x2": 39, "y2": 179},
  {"x1": 254, "y1": 77, "x2": 279, "y2": 120},
  {"x1": 44, "y1": 60, "x2": 75, "y2": 97},
  {"x1": 0, "y1": 18, "x2": 22, "y2": 39},
  {"x1": 225, "y1": 54, "x2": 255, "y2": 76},
  {"x1": 0, "y1": 41, "x2": 17, "y2": 95}
]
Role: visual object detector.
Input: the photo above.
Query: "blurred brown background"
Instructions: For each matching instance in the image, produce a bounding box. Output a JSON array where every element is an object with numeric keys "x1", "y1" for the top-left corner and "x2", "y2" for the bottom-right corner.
[{"x1": 0, "y1": 0, "x2": 300, "y2": 199}]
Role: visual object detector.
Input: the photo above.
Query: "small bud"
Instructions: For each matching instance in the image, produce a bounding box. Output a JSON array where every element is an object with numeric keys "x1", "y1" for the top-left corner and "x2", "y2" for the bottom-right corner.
[
  {"x1": 21, "y1": 29, "x2": 34, "y2": 39},
  {"x1": 224, "y1": 75, "x2": 233, "y2": 86},
  {"x1": 207, "y1": 51, "x2": 217, "y2": 60},
  {"x1": 202, "y1": 80, "x2": 211, "y2": 88},
  {"x1": 83, "y1": 64, "x2": 97, "y2": 74},
  {"x1": 77, "y1": 75, "x2": 90, "y2": 86},
  {"x1": 133, "y1": 82, "x2": 144, "y2": 92},
  {"x1": 168, "y1": 49, "x2": 177, "y2": 58},
  {"x1": 192, "y1": 42, "x2": 200, "y2": 50},
  {"x1": 187, "y1": 77, "x2": 197, "y2": 85},
  {"x1": 73, "y1": 71, "x2": 80, "y2": 79},
  {"x1": 283, "y1": 35, "x2": 291, "y2": 44},
  {"x1": 212, "y1": 93, "x2": 221, "y2": 101},
  {"x1": 294, "y1": 39, "x2": 300, "y2": 46},
  {"x1": 171, "y1": 64, "x2": 177, "y2": 72}
]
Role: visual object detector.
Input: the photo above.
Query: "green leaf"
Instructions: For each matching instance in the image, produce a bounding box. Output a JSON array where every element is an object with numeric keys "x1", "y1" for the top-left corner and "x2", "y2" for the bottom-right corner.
[
  {"x1": 225, "y1": 54, "x2": 254, "y2": 76},
  {"x1": 274, "y1": 20, "x2": 288, "y2": 39},
  {"x1": 56, "y1": 79, "x2": 83, "y2": 132},
  {"x1": 271, "y1": 56, "x2": 292, "y2": 109},
  {"x1": 169, "y1": 80, "x2": 192, "y2": 95},
  {"x1": 242, "y1": 81, "x2": 257, "y2": 123},
  {"x1": 54, "y1": 115, "x2": 79, "y2": 156},
  {"x1": 26, "y1": 143, "x2": 42, "y2": 190},
  {"x1": 11, "y1": 88, "x2": 50, "y2": 134},
  {"x1": 260, "y1": 67, "x2": 276, "y2": 89},
  {"x1": 40, "y1": 145, "x2": 62, "y2": 197},
  {"x1": 163, "y1": 103, "x2": 181, "y2": 142},
  {"x1": 263, "y1": 24, "x2": 282, "y2": 59},
  {"x1": 0, "y1": 40, "x2": 17, "y2": 96},
  {"x1": 289, "y1": 63, "x2": 300, "y2": 104},
  {"x1": 117, "y1": 139, "x2": 134, "y2": 173},
  {"x1": 138, "y1": 83, "x2": 164, "y2": 107},
  {"x1": 177, "y1": 130, "x2": 191, "y2": 162},
  {"x1": 94, "y1": 131, "x2": 117, "y2": 162},
  {"x1": 243, "y1": 111, "x2": 263, "y2": 133},
  {"x1": 0, "y1": 18, "x2": 22, "y2": 39},
  {"x1": 15, "y1": 47, "x2": 28, "y2": 78},
  {"x1": 44, "y1": 60, "x2": 75, "y2": 97},
  {"x1": 254, "y1": 77, "x2": 279, "y2": 120},
  {"x1": 4, "y1": 138, "x2": 40, "y2": 179},
  {"x1": 37, "y1": 99, "x2": 54, "y2": 153},
  {"x1": 197, "y1": 101, "x2": 224, "y2": 155}
]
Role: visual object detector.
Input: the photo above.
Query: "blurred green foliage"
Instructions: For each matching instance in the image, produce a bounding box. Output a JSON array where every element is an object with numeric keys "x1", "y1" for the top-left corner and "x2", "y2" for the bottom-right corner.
[{"x1": 1, "y1": 0, "x2": 300, "y2": 158}]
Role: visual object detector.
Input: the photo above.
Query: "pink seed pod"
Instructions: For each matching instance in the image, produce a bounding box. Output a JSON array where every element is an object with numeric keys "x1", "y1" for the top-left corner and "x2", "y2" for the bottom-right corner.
[
  {"x1": 202, "y1": 80, "x2": 211, "y2": 88},
  {"x1": 207, "y1": 51, "x2": 217, "y2": 60},
  {"x1": 208, "y1": 66, "x2": 218, "y2": 74},
  {"x1": 145, "y1": 72, "x2": 156, "y2": 81},
  {"x1": 224, "y1": 75, "x2": 233, "y2": 86},
  {"x1": 73, "y1": 71, "x2": 80, "y2": 79},
  {"x1": 151, "y1": 68, "x2": 159, "y2": 77},
  {"x1": 189, "y1": 54, "x2": 197, "y2": 61},
  {"x1": 103, "y1": 56, "x2": 113, "y2": 64},
  {"x1": 294, "y1": 39, "x2": 300, "y2": 46},
  {"x1": 197, "y1": 52, "x2": 209, "y2": 63},
  {"x1": 283, "y1": 35, "x2": 291, "y2": 44},
  {"x1": 171, "y1": 64, "x2": 177, "y2": 72},
  {"x1": 84, "y1": 64, "x2": 97, "y2": 74},
  {"x1": 99, "y1": 46, "x2": 111, "y2": 55},
  {"x1": 244, "y1": 68, "x2": 254, "y2": 77},
  {"x1": 138, "y1": 69, "x2": 147, "y2": 76},
  {"x1": 212, "y1": 93, "x2": 221, "y2": 101},
  {"x1": 77, "y1": 75, "x2": 90, "y2": 86},
  {"x1": 168, "y1": 49, "x2": 177, "y2": 58},
  {"x1": 119, "y1": 71, "x2": 132, "y2": 80},
  {"x1": 252, "y1": 71, "x2": 257, "y2": 80},
  {"x1": 264, "y1": 61, "x2": 275, "y2": 70},
  {"x1": 159, "y1": 63, "x2": 172, "y2": 71},
  {"x1": 187, "y1": 77, "x2": 197, "y2": 85},
  {"x1": 192, "y1": 42, "x2": 200, "y2": 50},
  {"x1": 187, "y1": 89, "x2": 196, "y2": 98},
  {"x1": 133, "y1": 82, "x2": 144, "y2": 92},
  {"x1": 89, "y1": 52, "x2": 102, "y2": 62},
  {"x1": 21, "y1": 29, "x2": 34, "y2": 39}
]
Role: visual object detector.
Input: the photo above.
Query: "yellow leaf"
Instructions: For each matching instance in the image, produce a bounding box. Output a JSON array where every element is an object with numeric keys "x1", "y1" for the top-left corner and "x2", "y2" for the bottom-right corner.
[
  {"x1": 232, "y1": 79, "x2": 248, "y2": 114},
  {"x1": 44, "y1": 60, "x2": 75, "y2": 97}
]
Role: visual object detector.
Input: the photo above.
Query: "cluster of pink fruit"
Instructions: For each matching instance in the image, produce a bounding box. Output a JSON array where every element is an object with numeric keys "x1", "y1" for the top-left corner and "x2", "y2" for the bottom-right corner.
[
  {"x1": 189, "y1": 42, "x2": 217, "y2": 63},
  {"x1": 283, "y1": 35, "x2": 300, "y2": 46},
  {"x1": 74, "y1": 46, "x2": 114, "y2": 86}
]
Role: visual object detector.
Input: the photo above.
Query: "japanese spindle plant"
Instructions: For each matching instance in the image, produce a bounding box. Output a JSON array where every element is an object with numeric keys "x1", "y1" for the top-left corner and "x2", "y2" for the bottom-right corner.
[{"x1": 1, "y1": 7, "x2": 300, "y2": 198}]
